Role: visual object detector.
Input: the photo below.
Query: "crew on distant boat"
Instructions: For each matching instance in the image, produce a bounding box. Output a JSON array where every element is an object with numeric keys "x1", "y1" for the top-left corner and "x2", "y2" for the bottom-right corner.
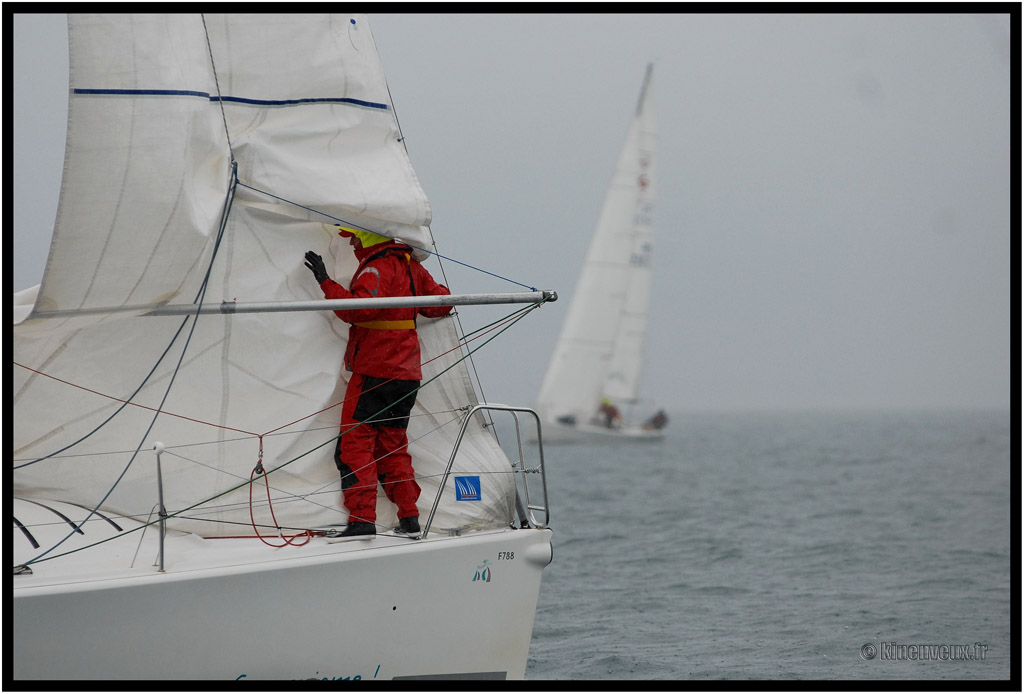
[
  {"x1": 304, "y1": 226, "x2": 453, "y2": 540},
  {"x1": 597, "y1": 397, "x2": 622, "y2": 429},
  {"x1": 643, "y1": 409, "x2": 669, "y2": 431}
]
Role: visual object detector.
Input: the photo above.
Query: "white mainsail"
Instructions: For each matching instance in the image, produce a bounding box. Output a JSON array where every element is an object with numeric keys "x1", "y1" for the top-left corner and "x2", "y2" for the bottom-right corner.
[
  {"x1": 535, "y1": 63, "x2": 658, "y2": 433},
  {"x1": 14, "y1": 14, "x2": 517, "y2": 539}
]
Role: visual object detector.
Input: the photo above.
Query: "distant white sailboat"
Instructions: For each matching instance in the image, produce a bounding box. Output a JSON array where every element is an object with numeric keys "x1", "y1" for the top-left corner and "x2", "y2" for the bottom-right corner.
[
  {"x1": 13, "y1": 13, "x2": 554, "y2": 680},
  {"x1": 535, "y1": 64, "x2": 667, "y2": 443}
]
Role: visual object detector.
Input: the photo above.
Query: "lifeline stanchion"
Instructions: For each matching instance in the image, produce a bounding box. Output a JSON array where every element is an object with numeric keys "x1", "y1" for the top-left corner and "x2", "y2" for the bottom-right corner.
[{"x1": 153, "y1": 442, "x2": 168, "y2": 573}]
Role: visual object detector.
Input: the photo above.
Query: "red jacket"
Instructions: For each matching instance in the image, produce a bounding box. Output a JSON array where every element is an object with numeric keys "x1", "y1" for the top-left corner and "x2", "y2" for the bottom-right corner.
[{"x1": 319, "y1": 241, "x2": 452, "y2": 380}]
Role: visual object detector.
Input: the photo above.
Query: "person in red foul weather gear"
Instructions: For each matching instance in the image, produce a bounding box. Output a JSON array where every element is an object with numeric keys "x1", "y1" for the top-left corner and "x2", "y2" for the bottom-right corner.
[
  {"x1": 304, "y1": 226, "x2": 453, "y2": 540},
  {"x1": 598, "y1": 398, "x2": 622, "y2": 429}
]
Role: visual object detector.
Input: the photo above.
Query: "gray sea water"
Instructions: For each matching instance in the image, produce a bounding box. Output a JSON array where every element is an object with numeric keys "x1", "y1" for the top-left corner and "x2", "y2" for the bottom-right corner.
[{"x1": 522, "y1": 409, "x2": 1013, "y2": 682}]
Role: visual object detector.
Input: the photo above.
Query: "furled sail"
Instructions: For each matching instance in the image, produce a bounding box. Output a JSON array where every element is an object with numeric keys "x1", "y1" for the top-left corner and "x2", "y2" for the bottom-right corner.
[
  {"x1": 535, "y1": 63, "x2": 656, "y2": 425},
  {"x1": 13, "y1": 14, "x2": 516, "y2": 539}
]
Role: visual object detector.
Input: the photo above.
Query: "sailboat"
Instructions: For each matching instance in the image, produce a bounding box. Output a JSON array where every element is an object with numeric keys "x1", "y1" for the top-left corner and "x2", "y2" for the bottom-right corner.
[
  {"x1": 13, "y1": 14, "x2": 555, "y2": 681},
  {"x1": 534, "y1": 63, "x2": 667, "y2": 443}
]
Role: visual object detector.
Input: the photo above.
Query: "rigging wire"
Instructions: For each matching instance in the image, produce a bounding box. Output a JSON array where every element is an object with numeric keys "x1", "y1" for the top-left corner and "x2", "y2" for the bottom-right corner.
[
  {"x1": 232, "y1": 179, "x2": 537, "y2": 291},
  {"x1": 13, "y1": 151, "x2": 550, "y2": 564},
  {"x1": 234, "y1": 302, "x2": 544, "y2": 539},
  {"x1": 243, "y1": 406, "x2": 469, "y2": 539},
  {"x1": 15, "y1": 28, "x2": 551, "y2": 562},
  {"x1": 15, "y1": 301, "x2": 538, "y2": 468},
  {"x1": 201, "y1": 14, "x2": 234, "y2": 156},
  {"x1": 17, "y1": 299, "x2": 543, "y2": 567},
  {"x1": 230, "y1": 60, "x2": 539, "y2": 437},
  {"x1": 12, "y1": 361, "x2": 260, "y2": 468},
  {"x1": 13, "y1": 406, "x2": 468, "y2": 531},
  {"x1": 13, "y1": 319, "x2": 193, "y2": 469},
  {"x1": 20, "y1": 165, "x2": 241, "y2": 567}
]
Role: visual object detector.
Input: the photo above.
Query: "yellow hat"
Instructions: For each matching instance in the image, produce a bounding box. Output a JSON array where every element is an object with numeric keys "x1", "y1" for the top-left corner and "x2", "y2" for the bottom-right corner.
[{"x1": 337, "y1": 225, "x2": 390, "y2": 248}]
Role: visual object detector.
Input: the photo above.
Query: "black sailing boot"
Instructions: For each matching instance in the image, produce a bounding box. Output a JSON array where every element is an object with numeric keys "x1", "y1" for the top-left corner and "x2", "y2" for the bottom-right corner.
[
  {"x1": 396, "y1": 516, "x2": 421, "y2": 539},
  {"x1": 326, "y1": 521, "x2": 376, "y2": 542}
]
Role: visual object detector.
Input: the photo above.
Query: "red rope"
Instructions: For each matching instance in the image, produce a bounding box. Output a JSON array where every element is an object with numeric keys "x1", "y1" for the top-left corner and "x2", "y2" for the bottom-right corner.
[{"x1": 248, "y1": 439, "x2": 313, "y2": 548}]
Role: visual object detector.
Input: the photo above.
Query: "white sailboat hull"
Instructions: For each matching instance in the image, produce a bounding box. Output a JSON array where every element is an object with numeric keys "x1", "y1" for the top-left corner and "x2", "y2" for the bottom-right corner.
[
  {"x1": 539, "y1": 420, "x2": 665, "y2": 444},
  {"x1": 14, "y1": 509, "x2": 552, "y2": 681}
]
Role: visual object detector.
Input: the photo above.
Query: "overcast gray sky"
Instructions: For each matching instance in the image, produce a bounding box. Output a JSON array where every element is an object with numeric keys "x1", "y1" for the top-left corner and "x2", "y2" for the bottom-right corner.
[{"x1": 12, "y1": 11, "x2": 1013, "y2": 413}]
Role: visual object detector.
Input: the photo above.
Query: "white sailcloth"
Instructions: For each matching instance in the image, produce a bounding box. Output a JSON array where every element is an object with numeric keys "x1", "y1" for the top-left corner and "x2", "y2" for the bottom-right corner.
[
  {"x1": 13, "y1": 14, "x2": 516, "y2": 539},
  {"x1": 535, "y1": 63, "x2": 657, "y2": 427}
]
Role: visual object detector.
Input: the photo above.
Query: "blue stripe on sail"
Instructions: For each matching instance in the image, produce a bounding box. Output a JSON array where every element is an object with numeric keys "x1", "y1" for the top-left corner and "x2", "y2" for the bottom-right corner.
[
  {"x1": 72, "y1": 88, "x2": 389, "y2": 110},
  {"x1": 218, "y1": 95, "x2": 387, "y2": 109}
]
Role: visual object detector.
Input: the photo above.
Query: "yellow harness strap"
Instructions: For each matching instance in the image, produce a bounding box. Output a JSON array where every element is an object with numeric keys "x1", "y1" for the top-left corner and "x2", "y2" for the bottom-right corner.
[{"x1": 354, "y1": 320, "x2": 417, "y2": 330}]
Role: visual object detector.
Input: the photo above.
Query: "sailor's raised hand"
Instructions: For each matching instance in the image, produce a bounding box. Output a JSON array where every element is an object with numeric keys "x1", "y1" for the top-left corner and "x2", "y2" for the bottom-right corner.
[{"x1": 304, "y1": 251, "x2": 329, "y2": 284}]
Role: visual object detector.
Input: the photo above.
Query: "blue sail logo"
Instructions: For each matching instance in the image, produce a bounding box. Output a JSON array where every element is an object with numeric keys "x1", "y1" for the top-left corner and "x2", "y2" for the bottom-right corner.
[{"x1": 455, "y1": 475, "x2": 481, "y2": 501}]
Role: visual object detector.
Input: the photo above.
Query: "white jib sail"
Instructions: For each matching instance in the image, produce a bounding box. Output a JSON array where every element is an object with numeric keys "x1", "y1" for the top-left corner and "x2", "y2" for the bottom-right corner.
[
  {"x1": 13, "y1": 14, "x2": 517, "y2": 539},
  {"x1": 535, "y1": 63, "x2": 656, "y2": 424}
]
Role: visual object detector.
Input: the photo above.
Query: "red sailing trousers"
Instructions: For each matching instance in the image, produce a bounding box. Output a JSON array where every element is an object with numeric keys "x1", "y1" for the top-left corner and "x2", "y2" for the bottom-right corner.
[{"x1": 335, "y1": 372, "x2": 422, "y2": 525}]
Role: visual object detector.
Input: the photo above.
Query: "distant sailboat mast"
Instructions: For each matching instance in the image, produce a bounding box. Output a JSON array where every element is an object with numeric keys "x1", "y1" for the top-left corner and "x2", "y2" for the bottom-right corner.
[{"x1": 603, "y1": 62, "x2": 655, "y2": 408}]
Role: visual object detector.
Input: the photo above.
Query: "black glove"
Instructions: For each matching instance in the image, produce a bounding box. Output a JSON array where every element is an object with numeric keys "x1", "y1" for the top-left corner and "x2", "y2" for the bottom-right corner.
[{"x1": 304, "y1": 251, "x2": 329, "y2": 284}]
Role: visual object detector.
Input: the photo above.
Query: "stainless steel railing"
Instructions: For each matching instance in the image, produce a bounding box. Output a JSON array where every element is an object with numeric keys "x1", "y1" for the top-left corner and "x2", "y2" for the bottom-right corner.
[{"x1": 423, "y1": 404, "x2": 549, "y2": 539}]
